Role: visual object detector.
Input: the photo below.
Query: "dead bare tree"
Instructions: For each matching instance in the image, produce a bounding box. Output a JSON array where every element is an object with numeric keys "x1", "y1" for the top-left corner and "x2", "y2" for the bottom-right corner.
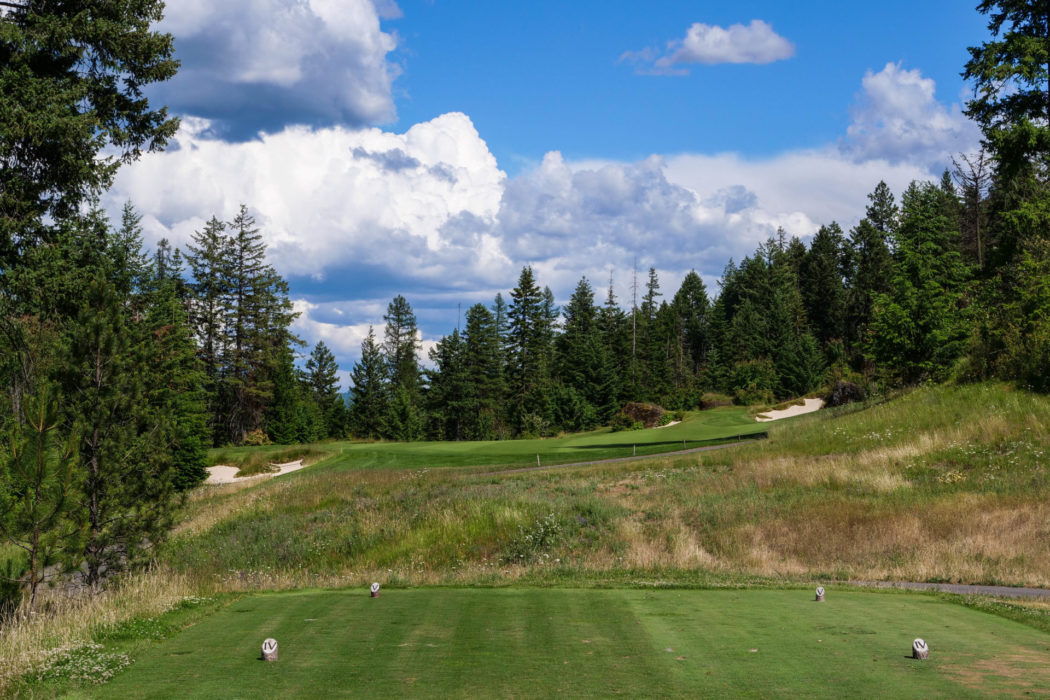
[{"x1": 952, "y1": 149, "x2": 993, "y2": 268}]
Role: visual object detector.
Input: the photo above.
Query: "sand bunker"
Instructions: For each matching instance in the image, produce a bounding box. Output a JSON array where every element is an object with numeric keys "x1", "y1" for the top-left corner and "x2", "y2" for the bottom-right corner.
[
  {"x1": 755, "y1": 398, "x2": 824, "y2": 422},
  {"x1": 204, "y1": 459, "x2": 306, "y2": 485}
]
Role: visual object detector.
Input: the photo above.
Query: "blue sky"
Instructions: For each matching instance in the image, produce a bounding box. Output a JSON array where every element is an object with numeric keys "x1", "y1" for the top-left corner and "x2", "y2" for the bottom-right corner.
[
  {"x1": 108, "y1": 1, "x2": 991, "y2": 385},
  {"x1": 391, "y1": 1, "x2": 985, "y2": 169}
]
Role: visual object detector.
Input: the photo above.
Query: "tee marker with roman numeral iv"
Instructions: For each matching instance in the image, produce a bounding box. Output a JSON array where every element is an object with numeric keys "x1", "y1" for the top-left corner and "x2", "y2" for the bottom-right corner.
[{"x1": 262, "y1": 638, "x2": 278, "y2": 661}]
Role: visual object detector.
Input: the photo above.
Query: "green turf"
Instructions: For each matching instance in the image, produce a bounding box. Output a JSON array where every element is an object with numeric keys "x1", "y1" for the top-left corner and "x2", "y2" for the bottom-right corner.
[
  {"x1": 210, "y1": 407, "x2": 768, "y2": 474},
  {"x1": 97, "y1": 588, "x2": 1050, "y2": 698}
]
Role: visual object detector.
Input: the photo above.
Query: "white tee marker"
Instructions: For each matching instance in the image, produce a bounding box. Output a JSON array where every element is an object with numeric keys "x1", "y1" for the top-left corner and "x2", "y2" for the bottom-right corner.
[
  {"x1": 370, "y1": 582, "x2": 380, "y2": 598},
  {"x1": 262, "y1": 638, "x2": 278, "y2": 661}
]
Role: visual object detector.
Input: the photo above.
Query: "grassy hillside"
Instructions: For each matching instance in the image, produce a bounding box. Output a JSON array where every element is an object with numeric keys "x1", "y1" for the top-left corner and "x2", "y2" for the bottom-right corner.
[{"x1": 163, "y1": 383, "x2": 1050, "y2": 591}]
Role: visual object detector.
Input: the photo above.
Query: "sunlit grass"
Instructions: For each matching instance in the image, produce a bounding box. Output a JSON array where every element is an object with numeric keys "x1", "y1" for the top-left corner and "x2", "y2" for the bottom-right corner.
[
  {"x1": 8, "y1": 382, "x2": 1050, "y2": 694},
  {"x1": 96, "y1": 588, "x2": 1050, "y2": 698}
]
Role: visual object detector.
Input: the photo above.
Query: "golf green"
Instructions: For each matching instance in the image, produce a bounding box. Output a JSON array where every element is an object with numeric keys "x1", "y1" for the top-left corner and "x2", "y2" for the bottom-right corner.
[{"x1": 99, "y1": 588, "x2": 1050, "y2": 698}]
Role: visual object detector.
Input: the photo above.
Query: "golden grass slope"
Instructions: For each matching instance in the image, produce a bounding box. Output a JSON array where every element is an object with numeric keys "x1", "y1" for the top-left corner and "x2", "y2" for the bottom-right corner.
[{"x1": 158, "y1": 382, "x2": 1050, "y2": 591}]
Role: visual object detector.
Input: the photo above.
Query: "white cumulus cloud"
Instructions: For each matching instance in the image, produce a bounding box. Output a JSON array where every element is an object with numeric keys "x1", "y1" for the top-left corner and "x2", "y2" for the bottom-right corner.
[
  {"x1": 623, "y1": 20, "x2": 794, "y2": 75},
  {"x1": 843, "y1": 62, "x2": 979, "y2": 166},
  {"x1": 156, "y1": 0, "x2": 400, "y2": 133},
  {"x1": 107, "y1": 112, "x2": 507, "y2": 284},
  {"x1": 109, "y1": 61, "x2": 976, "y2": 368}
]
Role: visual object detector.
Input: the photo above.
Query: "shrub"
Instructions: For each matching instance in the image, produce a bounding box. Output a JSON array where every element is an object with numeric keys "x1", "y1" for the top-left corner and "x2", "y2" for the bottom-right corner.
[
  {"x1": 501, "y1": 513, "x2": 562, "y2": 564},
  {"x1": 657, "y1": 411, "x2": 684, "y2": 426},
  {"x1": 824, "y1": 381, "x2": 867, "y2": 407},
  {"x1": 241, "y1": 430, "x2": 271, "y2": 447},
  {"x1": 699, "y1": 393, "x2": 733, "y2": 409},
  {"x1": 617, "y1": 402, "x2": 665, "y2": 428},
  {"x1": 730, "y1": 359, "x2": 777, "y2": 405},
  {"x1": 519, "y1": 412, "x2": 552, "y2": 439},
  {"x1": 550, "y1": 384, "x2": 599, "y2": 433},
  {"x1": 610, "y1": 414, "x2": 644, "y2": 432}
]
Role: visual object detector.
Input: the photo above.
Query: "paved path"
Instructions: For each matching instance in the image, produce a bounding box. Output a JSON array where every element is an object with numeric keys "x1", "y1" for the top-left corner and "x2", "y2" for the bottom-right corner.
[
  {"x1": 484, "y1": 438, "x2": 763, "y2": 476},
  {"x1": 844, "y1": 580, "x2": 1050, "y2": 599}
]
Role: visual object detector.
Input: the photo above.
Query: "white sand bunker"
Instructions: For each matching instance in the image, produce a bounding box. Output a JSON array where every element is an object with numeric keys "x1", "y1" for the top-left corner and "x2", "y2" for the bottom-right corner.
[
  {"x1": 205, "y1": 459, "x2": 306, "y2": 485},
  {"x1": 755, "y1": 398, "x2": 824, "y2": 422}
]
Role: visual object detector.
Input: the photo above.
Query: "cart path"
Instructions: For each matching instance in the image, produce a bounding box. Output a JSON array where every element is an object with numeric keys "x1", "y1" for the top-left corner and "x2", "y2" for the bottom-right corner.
[{"x1": 843, "y1": 580, "x2": 1050, "y2": 599}]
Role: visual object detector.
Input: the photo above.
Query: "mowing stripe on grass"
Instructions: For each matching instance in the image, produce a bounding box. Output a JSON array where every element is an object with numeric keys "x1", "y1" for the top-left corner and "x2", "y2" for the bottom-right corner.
[{"x1": 98, "y1": 589, "x2": 1050, "y2": 698}]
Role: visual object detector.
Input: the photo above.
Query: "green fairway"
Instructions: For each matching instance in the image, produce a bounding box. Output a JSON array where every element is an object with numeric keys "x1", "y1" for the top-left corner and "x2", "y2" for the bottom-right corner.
[
  {"x1": 99, "y1": 588, "x2": 1050, "y2": 698},
  {"x1": 211, "y1": 406, "x2": 767, "y2": 474}
]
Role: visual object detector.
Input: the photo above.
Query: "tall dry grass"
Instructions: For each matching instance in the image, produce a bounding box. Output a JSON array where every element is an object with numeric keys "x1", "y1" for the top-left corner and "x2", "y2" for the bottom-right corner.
[
  {"x1": 0, "y1": 569, "x2": 194, "y2": 693},
  {"x1": 158, "y1": 383, "x2": 1050, "y2": 591}
]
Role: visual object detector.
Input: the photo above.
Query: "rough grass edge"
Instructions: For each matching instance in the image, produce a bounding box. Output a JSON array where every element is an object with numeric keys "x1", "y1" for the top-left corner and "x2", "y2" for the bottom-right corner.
[{"x1": 0, "y1": 567, "x2": 196, "y2": 694}]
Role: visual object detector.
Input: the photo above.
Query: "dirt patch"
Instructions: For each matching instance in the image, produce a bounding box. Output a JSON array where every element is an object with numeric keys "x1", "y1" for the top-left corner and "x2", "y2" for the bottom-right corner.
[{"x1": 945, "y1": 648, "x2": 1050, "y2": 696}]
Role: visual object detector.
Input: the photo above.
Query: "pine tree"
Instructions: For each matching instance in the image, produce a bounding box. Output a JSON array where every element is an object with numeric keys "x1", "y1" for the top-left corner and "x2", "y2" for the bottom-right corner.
[
  {"x1": 462, "y1": 304, "x2": 506, "y2": 439},
  {"x1": 185, "y1": 216, "x2": 230, "y2": 441},
  {"x1": 383, "y1": 295, "x2": 421, "y2": 394},
  {"x1": 869, "y1": 182, "x2": 972, "y2": 383},
  {"x1": 265, "y1": 343, "x2": 309, "y2": 444},
  {"x1": 306, "y1": 341, "x2": 345, "y2": 439},
  {"x1": 801, "y1": 223, "x2": 847, "y2": 347},
  {"x1": 60, "y1": 277, "x2": 176, "y2": 587},
  {"x1": 507, "y1": 266, "x2": 551, "y2": 435},
  {"x1": 348, "y1": 328, "x2": 388, "y2": 440},
  {"x1": 555, "y1": 277, "x2": 615, "y2": 425},
  {"x1": 383, "y1": 385, "x2": 425, "y2": 442},
  {"x1": 846, "y1": 183, "x2": 897, "y2": 362},
  {"x1": 777, "y1": 332, "x2": 825, "y2": 398},
  {"x1": 997, "y1": 237, "x2": 1050, "y2": 390},
  {"x1": 154, "y1": 238, "x2": 176, "y2": 286},
  {"x1": 636, "y1": 267, "x2": 666, "y2": 399},
  {"x1": 640, "y1": 267, "x2": 662, "y2": 322},
  {"x1": 108, "y1": 203, "x2": 152, "y2": 304},
  {"x1": 222, "y1": 205, "x2": 297, "y2": 444},
  {"x1": 151, "y1": 238, "x2": 190, "y2": 305},
  {"x1": 424, "y1": 330, "x2": 468, "y2": 440},
  {"x1": 672, "y1": 270, "x2": 710, "y2": 382},
  {"x1": 0, "y1": 384, "x2": 82, "y2": 609},
  {"x1": 597, "y1": 273, "x2": 627, "y2": 407},
  {"x1": 382, "y1": 295, "x2": 422, "y2": 440},
  {"x1": 964, "y1": 0, "x2": 1050, "y2": 188},
  {"x1": 491, "y1": 292, "x2": 510, "y2": 356},
  {"x1": 0, "y1": 1, "x2": 179, "y2": 270},
  {"x1": 143, "y1": 270, "x2": 209, "y2": 491}
]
